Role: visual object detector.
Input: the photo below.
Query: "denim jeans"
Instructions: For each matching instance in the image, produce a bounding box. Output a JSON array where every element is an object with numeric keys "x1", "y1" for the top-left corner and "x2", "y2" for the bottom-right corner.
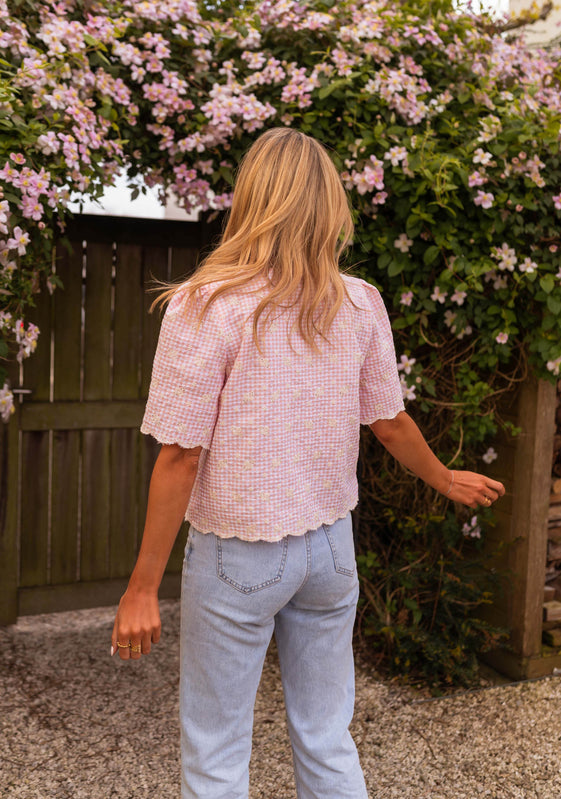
[{"x1": 179, "y1": 512, "x2": 368, "y2": 799}]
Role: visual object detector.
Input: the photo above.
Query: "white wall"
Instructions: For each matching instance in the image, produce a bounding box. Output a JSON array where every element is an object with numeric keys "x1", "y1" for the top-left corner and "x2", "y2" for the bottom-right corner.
[
  {"x1": 509, "y1": 0, "x2": 561, "y2": 46},
  {"x1": 68, "y1": 173, "x2": 198, "y2": 221}
]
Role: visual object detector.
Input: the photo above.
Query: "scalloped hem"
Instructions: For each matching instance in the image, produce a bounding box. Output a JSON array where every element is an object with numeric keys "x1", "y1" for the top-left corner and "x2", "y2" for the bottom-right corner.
[
  {"x1": 140, "y1": 424, "x2": 210, "y2": 451},
  {"x1": 186, "y1": 503, "x2": 359, "y2": 542},
  {"x1": 361, "y1": 406, "x2": 404, "y2": 426}
]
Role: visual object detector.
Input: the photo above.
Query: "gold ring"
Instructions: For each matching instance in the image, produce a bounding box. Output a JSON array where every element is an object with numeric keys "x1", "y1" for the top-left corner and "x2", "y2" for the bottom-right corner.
[
  {"x1": 116, "y1": 641, "x2": 130, "y2": 649},
  {"x1": 484, "y1": 497, "x2": 491, "y2": 505},
  {"x1": 130, "y1": 644, "x2": 141, "y2": 653}
]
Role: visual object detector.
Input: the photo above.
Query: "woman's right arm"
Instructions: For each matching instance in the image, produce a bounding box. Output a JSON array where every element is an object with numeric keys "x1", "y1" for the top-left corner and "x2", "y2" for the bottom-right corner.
[{"x1": 369, "y1": 411, "x2": 505, "y2": 508}]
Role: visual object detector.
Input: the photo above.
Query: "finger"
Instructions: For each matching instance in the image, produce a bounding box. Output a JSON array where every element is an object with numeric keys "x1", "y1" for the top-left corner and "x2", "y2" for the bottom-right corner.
[
  {"x1": 111, "y1": 620, "x2": 118, "y2": 657},
  {"x1": 142, "y1": 631, "x2": 152, "y2": 655},
  {"x1": 130, "y1": 639, "x2": 142, "y2": 660},
  {"x1": 116, "y1": 636, "x2": 131, "y2": 660},
  {"x1": 487, "y1": 478, "x2": 505, "y2": 496},
  {"x1": 152, "y1": 624, "x2": 161, "y2": 644}
]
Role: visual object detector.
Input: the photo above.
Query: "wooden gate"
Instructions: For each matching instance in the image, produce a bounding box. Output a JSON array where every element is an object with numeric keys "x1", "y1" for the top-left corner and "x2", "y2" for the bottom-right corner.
[{"x1": 0, "y1": 214, "x2": 215, "y2": 624}]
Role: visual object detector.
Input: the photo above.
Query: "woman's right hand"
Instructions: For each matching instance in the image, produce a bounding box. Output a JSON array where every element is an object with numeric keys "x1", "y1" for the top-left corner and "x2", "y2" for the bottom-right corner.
[
  {"x1": 445, "y1": 469, "x2": 505, "y2": 509},
  {"x1": 111, "y1": 587, "x2": 161, "y2": 661}
]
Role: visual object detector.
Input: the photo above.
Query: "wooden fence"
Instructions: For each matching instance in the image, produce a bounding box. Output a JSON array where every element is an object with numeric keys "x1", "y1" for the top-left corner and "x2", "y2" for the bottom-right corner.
[{"x1": 0, "y1": 214, "x2": 216, "y2": 624}]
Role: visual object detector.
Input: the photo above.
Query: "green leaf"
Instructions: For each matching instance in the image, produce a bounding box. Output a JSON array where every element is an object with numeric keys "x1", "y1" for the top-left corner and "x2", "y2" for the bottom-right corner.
[
  {"x1": 423, "y1": 245, "x2": 440, "y2": 266},
  {"x1": 83, "y1": 33, "x2": 105, "y2": 49},
  {"x1": 317, "y1": 79, "x2": 350, "y2": 100},
  {"x1": 388, "y1": 260, "x2": 404, "y2": 277},
  {"x1": 547, "y1": 295, "x2": 561, "y2": 315},
  {"x1": 377, "y1": 252, "x2": 392, "y2": 270},
  {"x1": 540, "y1": 275, "x2": 555, "y2": 294}
]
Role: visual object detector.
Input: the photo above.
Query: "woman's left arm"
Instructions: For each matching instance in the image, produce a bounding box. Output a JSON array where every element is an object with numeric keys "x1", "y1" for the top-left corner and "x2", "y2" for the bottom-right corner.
[
  {"x1": 111, "y1": 443, "x2": 201, "y2": 661},
  {"x1": 370, "y1": 411, "x2": 505, "y2": 507}
]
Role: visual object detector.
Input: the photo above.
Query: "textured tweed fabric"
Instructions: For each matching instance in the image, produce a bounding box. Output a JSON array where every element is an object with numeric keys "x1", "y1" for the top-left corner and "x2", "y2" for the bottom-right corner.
[{"x1": 141, "y1": 273, "x2": 404, "y2": 541}]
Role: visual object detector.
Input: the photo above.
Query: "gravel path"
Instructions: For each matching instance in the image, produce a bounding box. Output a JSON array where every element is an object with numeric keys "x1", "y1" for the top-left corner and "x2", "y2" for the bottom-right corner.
[{"x1": 2, "y1": 599, "x2": 561, "y2": 798}]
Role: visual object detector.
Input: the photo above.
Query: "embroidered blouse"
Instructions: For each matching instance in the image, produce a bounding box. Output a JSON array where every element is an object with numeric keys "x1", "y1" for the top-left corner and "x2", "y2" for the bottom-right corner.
[{"x1": 140, "y1": 273, "x2": 404, "y2": 541}]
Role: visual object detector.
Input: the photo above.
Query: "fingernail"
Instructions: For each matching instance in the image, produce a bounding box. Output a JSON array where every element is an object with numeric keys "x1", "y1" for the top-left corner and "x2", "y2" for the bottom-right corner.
[{"x1": 110, "y1": 646, "x2": 115, "y2": 657}]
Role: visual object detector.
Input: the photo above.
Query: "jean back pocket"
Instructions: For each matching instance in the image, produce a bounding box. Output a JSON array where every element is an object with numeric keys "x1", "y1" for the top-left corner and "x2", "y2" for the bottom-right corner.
[{"x1": 216, "y1": 536, "x2": 289, "y2": 594}]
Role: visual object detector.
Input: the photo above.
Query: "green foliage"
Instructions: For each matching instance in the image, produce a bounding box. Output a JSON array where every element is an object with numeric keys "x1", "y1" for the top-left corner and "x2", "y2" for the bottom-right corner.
[{"x1": 356, "y1": 503, "x2": 509, "y2": 688}]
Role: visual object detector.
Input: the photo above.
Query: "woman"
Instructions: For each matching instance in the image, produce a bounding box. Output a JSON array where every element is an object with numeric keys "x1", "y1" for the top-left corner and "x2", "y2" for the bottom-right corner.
[{"x1": 111, "y1": 128, "x2": 505, "y2": 799}]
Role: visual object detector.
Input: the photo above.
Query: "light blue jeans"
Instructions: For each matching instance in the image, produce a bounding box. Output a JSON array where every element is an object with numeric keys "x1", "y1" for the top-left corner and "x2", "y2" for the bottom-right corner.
[{"x1": 179, "y1": 512, "x2": 368, "y2": 799}]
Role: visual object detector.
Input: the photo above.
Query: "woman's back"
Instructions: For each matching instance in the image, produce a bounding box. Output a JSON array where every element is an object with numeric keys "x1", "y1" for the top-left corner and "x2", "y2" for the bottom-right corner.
[{"x1": 141, "y1": 272, "x2": 403, "y2": 540}]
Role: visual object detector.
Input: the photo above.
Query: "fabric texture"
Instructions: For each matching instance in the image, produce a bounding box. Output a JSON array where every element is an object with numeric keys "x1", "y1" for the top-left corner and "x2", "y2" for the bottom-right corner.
[
  {"x1": 179, "y1": 513, "x2": 368, "y2": 799},
  {"x1": 141, "y1": 272, "x2": 404, "y2": 541}
]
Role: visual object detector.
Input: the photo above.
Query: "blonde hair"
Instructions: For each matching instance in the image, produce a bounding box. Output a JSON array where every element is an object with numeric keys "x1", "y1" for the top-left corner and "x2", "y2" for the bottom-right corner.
[{"x1": 154, "y1": 127, "x2": 357, "y2": 353}]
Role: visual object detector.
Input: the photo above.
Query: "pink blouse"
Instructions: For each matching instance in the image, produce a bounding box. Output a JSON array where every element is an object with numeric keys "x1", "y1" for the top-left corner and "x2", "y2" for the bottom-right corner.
[{"x1": 141, "y1": 273, "x2": 404, "y2": 541}]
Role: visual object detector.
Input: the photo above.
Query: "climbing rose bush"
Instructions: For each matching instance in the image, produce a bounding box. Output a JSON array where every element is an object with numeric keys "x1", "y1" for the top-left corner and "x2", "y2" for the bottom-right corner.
[{"x1": 1, "y1": 0, "x2": 560, "y2": 682}]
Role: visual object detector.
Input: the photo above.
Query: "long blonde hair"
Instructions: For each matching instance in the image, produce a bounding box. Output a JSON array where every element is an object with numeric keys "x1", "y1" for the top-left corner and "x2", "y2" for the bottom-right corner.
[{"x1": 154, "y1": 127, "x2": 357, "y2": 353}]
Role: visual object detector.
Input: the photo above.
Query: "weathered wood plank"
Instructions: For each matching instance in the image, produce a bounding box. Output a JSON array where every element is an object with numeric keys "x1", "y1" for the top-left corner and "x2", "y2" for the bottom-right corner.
[
  {"x1": 21, "y1": 401, "x2": 145, "y2": 431},
  {"x1": 484, "y1": 376, "x2": 557, "y2": 676},
  {"x1": 19, "y1": 430, "x2": 50, "y2": 588},
  {"x1": 50, "y1": 430, "x2": 80, "y2": 585},
  {"x1": 21, "y1": 282, "x2": 52, "y2": 401},
  {"x1": 109, "y1": 428, "x2": 138, "y2": 578},
  {"x1": 18, "y1": 572, "x2": 182, "y2": 617},
  {"x1": 168, "y1": 522, "x2": 189, "y2": 573},
  {"x1": 0, "y1": 407, "x2": 19, "y2": 625},
  {"x1": 170, "y1": 245, "x2": 199, "y2": 282},
  {"x1": 113, "y1": 243, "x2": 143, "y2": 400},
  {"x1": 83, "y1": 241, "x2": 113, "y2": 401},
  {"x1": 63, "y1": 214, "x2": 205, "y2": 248},
  {"x1": 141, "y1": 246, "x2": 169, "y2": 397},
  {"x1": 81, "y1": 429, "x2": 111, "y2": 581},
  {"x1": 53, "y1": 239, "x2": 83, "y2": 401}
]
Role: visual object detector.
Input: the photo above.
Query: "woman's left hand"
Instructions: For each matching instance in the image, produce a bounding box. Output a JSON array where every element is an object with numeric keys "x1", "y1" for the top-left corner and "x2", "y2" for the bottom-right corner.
[
  {"x1": 445, "y1": 469, "x2": 505, "y2": 509},
  {"x1": 111, "y1": 588, "x2": 161, "y2": 661}
]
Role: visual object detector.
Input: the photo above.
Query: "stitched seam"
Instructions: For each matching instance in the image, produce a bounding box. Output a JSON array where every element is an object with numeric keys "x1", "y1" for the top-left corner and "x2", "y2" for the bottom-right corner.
[
  {"x1": 216, "y1": 537, "x2": 288, "y2": 594},
  {"x1": 293, "y1": 532, "x2": 312, "y2": 594},
  {"x1": 323, "y1": 526, "x2": 355, "y2": 576}
]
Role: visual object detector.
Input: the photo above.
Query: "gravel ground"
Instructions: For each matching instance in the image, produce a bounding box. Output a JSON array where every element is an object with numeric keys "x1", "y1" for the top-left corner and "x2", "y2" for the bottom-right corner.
[{"x1": 2, "y1": 599, "x2": 561, "y2": 799}]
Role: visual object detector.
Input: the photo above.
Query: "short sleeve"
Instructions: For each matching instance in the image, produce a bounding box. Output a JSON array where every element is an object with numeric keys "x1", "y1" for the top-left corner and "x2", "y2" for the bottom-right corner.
[
  {"x1": 358, "y1": 281, "x2": 405, "y2": 425},
  {"x1": 140, "y1": 285, "x2": 227, "y2": 450}
]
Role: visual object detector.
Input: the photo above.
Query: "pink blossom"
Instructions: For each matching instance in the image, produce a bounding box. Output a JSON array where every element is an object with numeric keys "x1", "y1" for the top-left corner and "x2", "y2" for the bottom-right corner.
[
  {"x1": 384, "y1": 146, "x2": 407, "y2": 167},
  {"x1": 451, "y1": 290, "x2": 467, "y2": 305},
  {"x1": 519, "y1": 257, "x2": 537, "y2": 274},
  {"x1": 430, "y1": 286, "x2": 447, "y2": 304},
  {"x1": 0, "y1": 383, "x2": 15, "y2": 422},
  {"x1": 400, "y1": 291, "x2": 413, "y2": 306},
  {"x1": 400, "y1": 374, "x2": 417, "y2": 402},
  {"x1": 462, "y1": 516, "x2": 481, "y2": 539},
  {"x1": 394, "y1": 233, "x2": 413, "y2": 253},
  {"x1": 7, "y1": 226, "x2": 30, "y2": 255},
  {"x1": 474, "y1": 191, "x2": 494, "y2": 209},
  {"x1": 482, "y1": 447, "x2": 498, "y2": 464},
  {"x1": 553, "y1": 195, "x2": 561, "y2": 211},
  {"x1": 495, "y1": 332, "x2": 509, "y2": 344},
  {"x1": 468, "y1": 170, "x2": 487, "y2": 187},
  {"x1": 472, "y1": 148, "x2": 493, "y2": 166},
  {"x1": 397, "y1": 354, "x2": 416, "y2": 374}
]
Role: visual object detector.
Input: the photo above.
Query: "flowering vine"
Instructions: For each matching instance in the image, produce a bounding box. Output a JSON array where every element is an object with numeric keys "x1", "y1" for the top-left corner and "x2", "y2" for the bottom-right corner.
[{"x1": 0, "y1": 0, "x2": 560, "y2": 432}]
